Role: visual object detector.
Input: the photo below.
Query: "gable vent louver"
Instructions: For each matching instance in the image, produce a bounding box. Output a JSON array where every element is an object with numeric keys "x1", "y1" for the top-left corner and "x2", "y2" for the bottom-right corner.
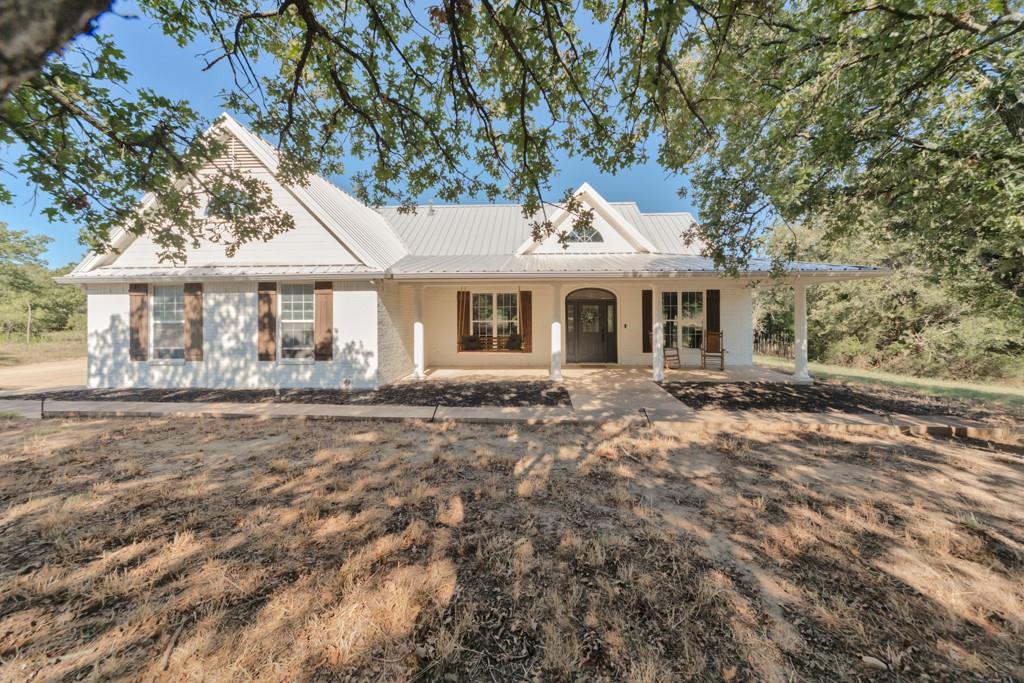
[{"x1": 204, "y1": 134, "x2": 264, "y2": 172}]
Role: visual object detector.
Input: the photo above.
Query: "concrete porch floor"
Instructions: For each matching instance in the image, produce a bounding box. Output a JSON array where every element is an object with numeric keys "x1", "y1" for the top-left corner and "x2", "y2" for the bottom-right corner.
[{"x1": 419, "y1": 364, "x2": 795, "y2": 384}]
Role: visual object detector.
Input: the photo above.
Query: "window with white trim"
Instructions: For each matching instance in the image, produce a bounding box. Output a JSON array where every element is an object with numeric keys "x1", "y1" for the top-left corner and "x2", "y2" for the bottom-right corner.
[
  {"x1": 565, "y1": 224, "x2": 603, "y2": 242},
  {"x1": 280, "y1": 283, "x2": 315, "y2": 358},
  {"x1": 471, "y1": 292, "x2": 518, "y2": 339},
  {"x1": 152, "y1": 285, "x2": 185, "y2": 359},
  {"x1": 662, "y1": 290, "x2": 704, "y2": 349}
]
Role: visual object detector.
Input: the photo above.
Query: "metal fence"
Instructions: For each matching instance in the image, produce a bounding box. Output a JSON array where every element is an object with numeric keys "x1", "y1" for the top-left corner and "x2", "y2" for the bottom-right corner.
[{"x1": 753, "y1": 331, "x2": 794, "y2": 358}]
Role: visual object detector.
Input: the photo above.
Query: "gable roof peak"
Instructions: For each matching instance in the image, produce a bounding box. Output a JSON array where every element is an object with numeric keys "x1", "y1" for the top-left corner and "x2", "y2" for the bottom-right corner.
[
  {"x1": 515, "y1": 182, "x2": 660, "y2": 255},
  {"x1": 72, "y1": 115, "x2": 408, "y2": 274}
]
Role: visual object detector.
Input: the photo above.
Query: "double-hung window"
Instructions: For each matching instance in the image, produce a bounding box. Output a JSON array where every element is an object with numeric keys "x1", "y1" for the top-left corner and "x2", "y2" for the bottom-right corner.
[
  {"x1": 280, "y1": 283, "x2": 315, "y2": 359},
  {"x1": 662, "y1": 290, "x2": 704, "y2": 349},
  {"x1": 151, "y1": 285, "x2": 185, "y2": 359},
  {"x1": 471, "y1": 292, "x2": 519, "y2": 340}
]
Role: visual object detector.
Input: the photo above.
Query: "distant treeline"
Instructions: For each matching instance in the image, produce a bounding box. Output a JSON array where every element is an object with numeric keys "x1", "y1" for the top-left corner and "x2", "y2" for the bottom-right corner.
[{"x1": 0, "y1": 223, "x2": 85, "y2": 340}]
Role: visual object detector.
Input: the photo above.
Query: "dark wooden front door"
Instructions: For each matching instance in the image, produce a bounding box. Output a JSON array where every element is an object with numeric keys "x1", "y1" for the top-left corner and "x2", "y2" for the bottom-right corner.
[{"x1": 567, "y1": 297, "x2": 617, "y2": 363}]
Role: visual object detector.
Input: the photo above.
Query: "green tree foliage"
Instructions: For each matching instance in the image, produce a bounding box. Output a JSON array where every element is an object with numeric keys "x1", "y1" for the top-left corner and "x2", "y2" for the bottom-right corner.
[
  {"x1": 0, "y1": 1, "x2": 1021, "y2": 319},
  {"x1": 756, "y1": 226, "x2": 1024, "y2": 381},
  {"x1": 666, "y1": 1, "x2": 1024, "y2": 318},
  {"x1": 0, "y1": 223, "x2": 85, "y2": 337}
]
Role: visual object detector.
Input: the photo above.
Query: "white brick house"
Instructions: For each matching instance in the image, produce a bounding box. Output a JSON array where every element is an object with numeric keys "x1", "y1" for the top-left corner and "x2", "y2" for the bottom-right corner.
[{"x1": 59, "y1": 115, "x2": 886, "y2": 389}]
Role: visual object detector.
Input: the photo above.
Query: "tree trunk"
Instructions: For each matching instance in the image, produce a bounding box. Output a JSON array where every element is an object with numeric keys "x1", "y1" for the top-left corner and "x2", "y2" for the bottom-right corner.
[{"x1": 0, "y1": 0, "x2": 113, "y2": 101}]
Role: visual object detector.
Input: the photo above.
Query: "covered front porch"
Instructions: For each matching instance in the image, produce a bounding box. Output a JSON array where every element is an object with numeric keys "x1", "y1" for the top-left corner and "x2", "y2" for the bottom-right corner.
[{"x1": 400, "y1": 277, "x2": 818, "y2": 384}]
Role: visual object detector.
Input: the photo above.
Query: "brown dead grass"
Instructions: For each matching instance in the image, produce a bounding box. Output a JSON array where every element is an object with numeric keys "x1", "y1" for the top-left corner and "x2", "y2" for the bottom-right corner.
[{"x1": 0, "y1": 417, "x2": 1021, "y2": 681}]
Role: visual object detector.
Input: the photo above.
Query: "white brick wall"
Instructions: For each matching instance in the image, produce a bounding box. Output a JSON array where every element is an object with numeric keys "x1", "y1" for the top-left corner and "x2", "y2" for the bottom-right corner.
[
  {"x1": 85, "y1": 278, "x2": 755, "y2": 388},
  {"x1": 421, "y1": 280, "x2": 754, "y2": 369},
  {"x1": 375, "y1": 281, "x2": 415, "y2": 385},
  {"x1": 424, "y1": 286, "x2": 552, "y2": 368},
  {"x1": 86, "y1": 280, "x2": 380, "y2": 389},
  {"x1": 721, "y1": 287, "x2": 754, "y2": 366}
]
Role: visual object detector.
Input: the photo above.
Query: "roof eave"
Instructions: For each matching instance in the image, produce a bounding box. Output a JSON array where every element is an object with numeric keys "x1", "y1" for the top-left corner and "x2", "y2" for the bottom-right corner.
[
  {"x1": 56, "y1": 271, "x2": 384, "y2": 285},
  {"x1": 387, "y1": 268, "x2": 889, "y2": 281}
]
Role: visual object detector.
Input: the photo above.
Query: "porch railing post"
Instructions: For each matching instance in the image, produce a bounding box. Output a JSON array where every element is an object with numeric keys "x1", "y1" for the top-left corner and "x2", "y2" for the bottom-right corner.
[
  {"x1": 652, "y1": 283, "x2": 664, "y2": 382},
  {"x1": 413, "y1": 285, "x2": 425, "y2": 380},
  {"x1": 550, "y1": 283, "x2": 563, "y2": 380}
]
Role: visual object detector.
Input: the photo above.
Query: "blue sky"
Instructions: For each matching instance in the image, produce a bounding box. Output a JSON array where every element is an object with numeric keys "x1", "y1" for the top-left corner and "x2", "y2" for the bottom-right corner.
[{"x1": 0, "y1": 3, "x2": 695, "y2": 268}]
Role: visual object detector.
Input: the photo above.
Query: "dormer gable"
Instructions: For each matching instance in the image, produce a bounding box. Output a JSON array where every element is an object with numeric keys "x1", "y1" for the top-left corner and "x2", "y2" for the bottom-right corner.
[{"x1": 516, "y1": 183, "x2": 659, "y2": 255}]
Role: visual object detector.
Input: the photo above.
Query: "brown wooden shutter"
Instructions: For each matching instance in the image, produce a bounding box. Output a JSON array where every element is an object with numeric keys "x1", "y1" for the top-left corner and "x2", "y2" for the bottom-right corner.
[
  {"x1": 258, "y1": 282, "x2": 277, "y2": 361},
  {"x1": 519, "y1": 290, "x2": 532, "y2": 353},
  {"x1": 706, "y1": 289, "x2": 721, "y2": 332},
  {"x1": 456, "y1": 290, "x2": 470, "y2": 351},
  {"x1": 641, "y1": 289, "x2": 652, "y2": 353},
  {"x1": 184, "y1": 283, "x2": 203, "y2": 361},
  {"x1": 314, "y1": 281, "x2": 333, "y2": 360},
  {"x1": 129, "y1": 284, "x2": 149, "y2": 361}
]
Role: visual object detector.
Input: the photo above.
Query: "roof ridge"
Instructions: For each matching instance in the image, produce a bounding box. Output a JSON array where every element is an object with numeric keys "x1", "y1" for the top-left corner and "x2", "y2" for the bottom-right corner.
[{"x1": 378, "y1": 203, "x2": 524, "y2": 209}]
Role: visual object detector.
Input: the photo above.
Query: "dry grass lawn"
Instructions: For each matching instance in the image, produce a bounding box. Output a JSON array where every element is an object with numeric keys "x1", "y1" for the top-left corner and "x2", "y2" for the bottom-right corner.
[{"x1": 0, "y1": 417, "x2": 1021, "y2": 681}]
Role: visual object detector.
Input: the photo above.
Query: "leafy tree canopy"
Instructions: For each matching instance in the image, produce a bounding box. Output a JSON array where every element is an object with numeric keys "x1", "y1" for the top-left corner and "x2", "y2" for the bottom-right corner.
[
  {"x1": 756, "y1": 223, "x2": 1024, "y2": 381},
  {"x1": 0, "y1": 0, "x2": 1021, "y2": 316},
  {"x1": 0, "y1": 222, "x2": 84, "y2": 335}
]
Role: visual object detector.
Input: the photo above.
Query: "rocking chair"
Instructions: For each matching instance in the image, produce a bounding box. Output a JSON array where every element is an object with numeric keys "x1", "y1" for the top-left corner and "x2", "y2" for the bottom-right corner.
[{"x1": 702, "y1": 331, "x2": 724, "y2": 370}]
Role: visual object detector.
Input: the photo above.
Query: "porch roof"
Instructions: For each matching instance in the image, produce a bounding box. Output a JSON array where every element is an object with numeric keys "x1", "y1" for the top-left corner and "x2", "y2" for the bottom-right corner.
[{"x1": 387, "y1": 253, "x2": 887, "y2": 281}]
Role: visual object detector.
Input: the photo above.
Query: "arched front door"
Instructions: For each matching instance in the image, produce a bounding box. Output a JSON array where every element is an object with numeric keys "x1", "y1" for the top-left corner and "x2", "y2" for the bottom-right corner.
[{"x1": 566, "y1": 288, "x2": 617, "y2": 363}]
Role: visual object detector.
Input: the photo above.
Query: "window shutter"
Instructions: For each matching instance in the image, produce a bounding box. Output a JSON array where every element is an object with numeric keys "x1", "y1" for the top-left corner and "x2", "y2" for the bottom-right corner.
[
  {"x1": 129, "y1": 284, "x2": 149, "y2": 361},
  {"x1": 456, "y1": 290, "x2": 470, "y2": 350},
  {"x1": 258, "y1": 282, "x2": 277, "y2": 361},
  {"x1": 706, "y1": 289, "x2": 721, "y2": 332},
  {"x1": 314, "y1": 281, "x2": 333, "y2": 360},
  {"x1": 519, "y1": 290, "x2": 532, "y2": 352},
  {"x1": 184, "y1": 283, "x2": 204, "y2": 361},
  {"x1": 641, "y1": 289, "x2": 652, "y2": 353}
]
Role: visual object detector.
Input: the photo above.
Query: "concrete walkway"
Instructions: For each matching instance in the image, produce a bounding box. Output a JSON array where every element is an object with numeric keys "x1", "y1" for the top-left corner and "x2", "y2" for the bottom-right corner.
[
  {"x1": 563, "y1": 368, "x2": 692, "y2": 422},
  {"x1": 0, "y1": 366, "x2": 1015, "y2": 442},
  {"x1": 1, "y1": 398, "x2": 1014, "y2": 444},
  {"x1": 7, "y1": 399, "x2": 575, "y2": 424}
]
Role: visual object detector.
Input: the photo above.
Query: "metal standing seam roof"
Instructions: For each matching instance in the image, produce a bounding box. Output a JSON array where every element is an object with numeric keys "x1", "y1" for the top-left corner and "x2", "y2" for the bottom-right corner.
[
  {"x1": 62, "y1": 116, "x2": 885, "y2": 282},
  {"x1": 377, "y1": 204, "x2": 533, "y2": 256},
  {"x1": 376, "y1": 202, "x2": 701, "y2": 257},
  {"x1": 387, "y1": 253, "x2": 886, "y2": 278}
]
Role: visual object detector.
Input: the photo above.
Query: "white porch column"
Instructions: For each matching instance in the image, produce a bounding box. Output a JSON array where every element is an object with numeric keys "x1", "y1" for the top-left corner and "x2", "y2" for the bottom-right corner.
[
  {"x1": 652, "y1": 283, "x2": 665, "y2": 382},
  {"x1": 793, "y1": 280, "x2": 811, "y2": 382},
  {"x1": 413, "y1": 286, "x2": 425, "y2": 380},
  {"x1": 550, "y1": 283, "x2": 563, "y2": 380}
]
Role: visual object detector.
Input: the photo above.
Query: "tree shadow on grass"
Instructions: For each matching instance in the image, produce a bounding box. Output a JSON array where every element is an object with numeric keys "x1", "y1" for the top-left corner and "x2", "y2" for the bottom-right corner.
[{"x1": 0, "y1": 418, "x2": 1021, "y2": 681}]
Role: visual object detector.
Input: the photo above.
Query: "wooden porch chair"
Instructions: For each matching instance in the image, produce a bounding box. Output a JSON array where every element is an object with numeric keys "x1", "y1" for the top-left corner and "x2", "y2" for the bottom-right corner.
[
  {"x1": 702, "y1": 331, "x2": 724, "y2": 370},
  {"x1": 664, "y1": 347, "x2": 681, "y2": 369}
]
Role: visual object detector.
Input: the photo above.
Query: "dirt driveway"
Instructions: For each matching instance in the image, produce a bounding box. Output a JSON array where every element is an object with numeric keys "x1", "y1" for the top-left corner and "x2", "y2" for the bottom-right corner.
[
  {"x1": 0, "y1": 417, "x2": 1021, "y2": 681},
  {"x1": 0, "y1": 358, "x2": 85, "y2": 392}
]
